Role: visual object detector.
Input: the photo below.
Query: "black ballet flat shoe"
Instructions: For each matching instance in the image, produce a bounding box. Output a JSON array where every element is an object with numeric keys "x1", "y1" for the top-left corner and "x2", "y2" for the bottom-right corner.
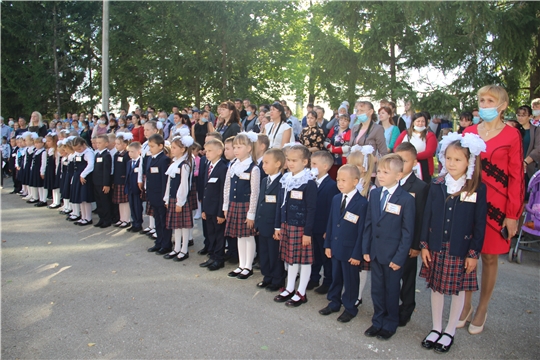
[
  {"x1": 173, "y1": 252, "x2": 189, "y2": 262},
  {"x1": 27, "y1": 199, "x2": 38, "y2": 204},
  {"x1": 163, "y1": 251, "x2": 180, "y2": 259},
  {"x1": 227, "y1": 268, "x2": 242, "y2": 278},
  {"x1": 433, "y1": 333, "x2": 454, "y2": 354},
  {"x1": 67, "y1": 216, "x2": 81, "y2": 222},
  {"x1": 421, "y1": 330, "x2": 442, "y2": 349},
  {"x1": 188, "y1": 239, "x2": 194, "y2": 247},
  {"x1": 119, "y1": 222, "x2": 131, "y2": 229},
  {"x1": 354, "y1": 298, "x2": 363, "y2": 308},
  {"x1": 35, "y1": 201, "x2": 47, "y2": 207},
  {"x1": 48, "y1": 204, "x2": 61, "y2": 209},
  {"x1": 236, "y1": 269, "x2": 253, "y2": 280},
  {"x1": 274, "y1": 288, "x2": 294, "y2": 303},
  {"x1": 78, "y1": 220, "x2": 93, "y2": 226},
  {"x1": 285, "y1": 292, "x2": 308, "y2": 307},
  {"x1": 257, "y1": 281, "x2": 270, "y2": 288},
  {"x1": 113, "y1": 221, "x2": 123, "y2": 227}
]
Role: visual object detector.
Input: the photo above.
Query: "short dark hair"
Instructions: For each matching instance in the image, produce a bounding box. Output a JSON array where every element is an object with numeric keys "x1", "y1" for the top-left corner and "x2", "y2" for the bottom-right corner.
[
  {"x1": 148, "y1": 133, "x2": 165, "y2": 147},
  {"x1": 395, "y1": 142, "x2": 418, "y2": 159},
  {"x1": 518, "y1": 105, "x2": 533, "y2": 116},
  {"x1": 235, "y1": 98, "x2": 242, "y2": 103},
  {"x1": 206, "y1": 131, "x2": 223, "y2": 142}
]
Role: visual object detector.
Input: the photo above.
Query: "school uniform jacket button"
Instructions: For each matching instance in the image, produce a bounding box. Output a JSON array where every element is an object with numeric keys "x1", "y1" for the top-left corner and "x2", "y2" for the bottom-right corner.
[{"x1": 337, "y1": 224, "x2": 340, "y2": 227}]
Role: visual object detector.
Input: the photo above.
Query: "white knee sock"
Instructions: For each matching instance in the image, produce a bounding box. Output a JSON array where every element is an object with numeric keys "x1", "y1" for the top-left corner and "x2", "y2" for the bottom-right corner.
[
  {"x1": 31, "y1": 187, "x2": 38, "y2": 200},
  {"x1": 22, "y1": 185, "x2": 28, "y2": 195},
  {"x1": 63, "y1": 198, "x2": 69, "y2": 208},
  {"x1": 80, "y1": 203, "x2": 87, "y2": 220},
  {"x1": 52, "y1": 189, "x2": 60, "y2": 205},
  {"x1": 71, "y1": 203, "x2": 80, "y2": 217},
  {"x1": 296, "y1": 264, "x2": 312, "y2": 296},
  {"x1": 359, "y1": 270, "x2": 368, "y2": 300},
  {"x1": 444, "y1": 292, "x2": 465, "y2": 340},
  {"x1": 242, "y1": 236, "x2": 256, "y2": 270},
  {"x1": 427, "y1": 290, "x2": 445, "y2": 342},
  {"x1": 195, "y1": 200, "x2": 202, "y2": 217},
  {"x1": 149, "y1": 216, "x2": 155, "y2": 229},
  {"x1": 38, "y1": 187, "x2": 46, "y2": 202},
  {"x1": 188, "y1": 227, "x2": 193, "y2": 240},
  {"x1": 82, "y1": 202, "x2": 92, "y2": 221},
  {"x1": 66, "y1": 200, "x2": 72, "y2": 211},
  {"x1": 173, "y1": 229, "x2": 182, "y2": 253},
  {"x1": 237, "y1": 237, "x2": 246, "y2": 269},
  {"x1": 119, "y1": 202, "x2": 131, "y2": 222},
  {"x1": 181, "y1": 228, "x2": 190, "y2": 254},
  {"x1": 284, "y1": 263, "x2": 299, "y2": 294}
]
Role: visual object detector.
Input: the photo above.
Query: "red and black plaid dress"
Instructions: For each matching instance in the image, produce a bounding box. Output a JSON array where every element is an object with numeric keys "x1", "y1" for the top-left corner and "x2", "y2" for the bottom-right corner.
[
  {"x1": 279, "y1": 222, "x2": 313, "y2": 265},
  {"x1": 165, "y1": 160, "x2": 193, "y2": 229}
]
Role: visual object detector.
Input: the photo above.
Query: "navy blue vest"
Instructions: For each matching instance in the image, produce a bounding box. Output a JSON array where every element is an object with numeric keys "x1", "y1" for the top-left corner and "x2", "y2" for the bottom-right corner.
[{"x1": 229, "y1": 162, "x2": 255, "y2": 203}]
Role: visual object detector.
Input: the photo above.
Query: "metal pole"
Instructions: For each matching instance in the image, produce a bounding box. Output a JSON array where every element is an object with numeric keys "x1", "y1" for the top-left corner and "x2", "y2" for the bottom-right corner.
[{"x1": 102, "y1": 0, "x2": 109, "y2": 114}]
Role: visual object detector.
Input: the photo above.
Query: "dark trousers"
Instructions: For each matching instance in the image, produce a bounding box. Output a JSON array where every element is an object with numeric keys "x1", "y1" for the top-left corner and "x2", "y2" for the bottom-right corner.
[
  {"x1": 153, "y1": 204, "x2": 172, "y2": 250},
  {"x1": 226, "y1": 236, "x2": 238, "y2": 261},
  {"x1": 206, "y1": 214, "x2": 226, "y2": 262},
  {"x1": 128, "y1": 192, "x2": 143, "y2": 227},
  {"x1": 259, "y1": 234, "x2": 285, "y2": 286},
  {"x1": 371, "y1": 259, "x2": 404, "y2": 333},
  {"x1": 328, "y1": 258, "x2": 360, "y2": 316},
  {"x1": 12, "y1": 169, "x2": 21, "y2": 192},
  {"x1": 399, "y1": 255, "x2": 418, "y2": 321},
  {"x1": 94, "y1": 185, "x2": 112, "y2": 223},
  {"x1": 311, "y1": 232, "x2": 332, "y2": 286},
  {"x1": 202, "y1": 218, "x2": 209, "y2": 250},
  {"x1": 112, "y1": 203, "x2": 120, "y2": 223}
]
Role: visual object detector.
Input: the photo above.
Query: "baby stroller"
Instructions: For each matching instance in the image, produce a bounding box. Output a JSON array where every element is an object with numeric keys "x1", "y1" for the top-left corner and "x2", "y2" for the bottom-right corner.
[{"x1": 509, "y1": 170, "x2": 540, "y2": 263}]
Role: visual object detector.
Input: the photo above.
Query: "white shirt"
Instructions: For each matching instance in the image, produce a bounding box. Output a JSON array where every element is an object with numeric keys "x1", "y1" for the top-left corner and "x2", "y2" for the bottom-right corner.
[
  {"x1": 342, "y1": 188, "x2": 358, "y2": 209},
  {"x1": 163, "y1": 154, "x2": 190, "y2": 206},
  {"x1": 407, "y1": 132, "x2": 426, "y2": 153},
  {"x1": 266, "y1": 173, "x2": 280, "y2": 186},
  {"x1": 316, "y1": 173, "x2": 329, "y2": 187},
  {"x1": 399, "y1": 172, "x2": 413, "y2": 186},
  {"x1": 380, "y1": 182, "x2": 399, "y2": 210},
  {"x1": 265, "y1": 121, "x2": 294, "y2": 149}
]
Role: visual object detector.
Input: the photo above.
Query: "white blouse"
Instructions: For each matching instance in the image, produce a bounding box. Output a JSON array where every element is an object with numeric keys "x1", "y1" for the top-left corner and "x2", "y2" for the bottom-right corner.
[{"x1": 265, "y1": 121, "x2": 294, "y2": 149}]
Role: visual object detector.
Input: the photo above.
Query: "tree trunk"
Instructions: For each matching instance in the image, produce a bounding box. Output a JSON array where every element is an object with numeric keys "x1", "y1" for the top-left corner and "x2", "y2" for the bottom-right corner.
[
  {"x1": 530, "y1": 28, "x2": 540, "y2": 101},
  {"x1": 195, "y1": 76, "x2": 201, "y2": 109},
  {"x1": 347, "y1": 35, "x2": 356, "y2": 106},
  {"x1": 121, "y1": 97, "x2": 129, "y2": 113},
  {"x1": 389, "y1": 36, "x2": 396, "y2": 102},
  {"x1": 52, "y1": 2, "x2": 61, "y2": 116},
  {"x1": 221, "y1": 38, "x2": 227, "y2": 100}
]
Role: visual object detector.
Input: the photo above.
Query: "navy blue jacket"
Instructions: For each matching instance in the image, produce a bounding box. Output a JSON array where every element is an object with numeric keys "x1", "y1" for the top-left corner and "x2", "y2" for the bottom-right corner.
[
  {"x1": 420, "y1": 176, "x2": 486, "y2": 258},
  {"x1": 400, "y1": 173, "x2": 429, "y2": 250},
  {"x1": 197, "y1": 156, "x2": 208, "y2": 202},
  {"x1": 145, "y1": 152, "x2": 171, "y2": 207},
  {"x1": 125, "y1": 158, "x2": 140, "y2": 195},
  {"x1": 202, "y1": 159, "x2": 228, "y2": 217},
  {"x1": 313, "y1": 175, "x2": 340, "y2": 234},
  {"x1": 113, "y1": 150, "x2": 130, "y2": 185},
  {"x1": 255, "y1": 174, "x2": 283, "y2": 237},
  {"x1": 93, "y1": 150, "x2": 112, "y2": 187},
  {"x1": 275, "y1": 180, "x2": 318, "y2": 236},
  {"x1": 362, "y1": 185, "x2": 415, "y2": 267},
  {"x1": 324, "y1": 191, "x2": 368, "y2": 262}
]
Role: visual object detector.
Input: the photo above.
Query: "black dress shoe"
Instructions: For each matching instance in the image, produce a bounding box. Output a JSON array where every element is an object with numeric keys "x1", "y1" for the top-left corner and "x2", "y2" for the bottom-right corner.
[
  {"x1": 35, "y1": 201, "x2": 47, "y2": 207},
  {"x1": 9, "y1": 190, "x2": 17, "y2": 194},
  {"x1": 354, "y1": 298, "x2": 363, "y2": 308},
  {"x1": 94, "y1": 221, "x2": 104, "y2": 227},
  {"x1": 100, "y1": 223, "x2": 111, "y2": 228},
  {"x1": 364, "y1": 326, "x2": 381, "y2": 337},
  {"x1": 266, "y1": 284, "x2": 282, "y2": 292},
  {"x1": 422, "y1": 330, "x2": 442, "y2": 349},
  {"x1": 398, "y1": 317, "x2": 411, "y2": 327},
  {"x1": 129, "y1": 226, "x2": 142, "y2": 233},
  {"x1": 139, "y1": 227, "x2": 152, "y2": 234},
  {"x1": 163, "y1": 251, "x2": 180, "y2": 259},
  {"x1": 207, "y1": 261, "x2": 224, "y2": 271},
  {"x1": 274, "y1": 288, "x2": 294, "y2": 302},
  {"x1": 306, "y1": 280, "x2": 319, "y2": 291},
  {"x1": 314, "y1": 284, "x2": 330, "y2": 295},
  {"x1": 376, "y1": 329, "x2": 395, "y2": 341},
  {"x1": 173, "y1": 252, "x2": 189, "y2": 262},
  {"x1": 147, "y1": 246, "x2": 160, "y2": 252},
  {"x1": 319, "y1": 305, "x2": 339, "y2": 316},
  {"x1": 78, "y1": 220, "x2": 93, "y2": 226},
  {"x1": 197, "y1": 248, "x2": 209, "y2": 255},
  {"x1": 48, "y1": 204, "x2": 61, "y2": 209},
  {"x1": 236, "y1": 269, "x2": 254, "y2": 280},
  {"x1": 67, "y1": 216, "x2": 81, "y2": 222},
  {"x1": 199, "y1": 259, "x2": 214, "y2": 267},
  {"x1": 337, "y1": 310, "x2": 355, "y2": 323},
  {"x1": 257, "y1": 281, "x2": 270, "y2": 288},
  {"x1": 285, "y1": 292, "x2": 307, "y2": 307},
  {"x1": 92, "y1": 209, "x2": 98, "y2": 213},
  {"x1": 156, "y1": 248, "x2": 172, "y2": 255},
  {"x1": 227, "y1": 268, "x2": 242, "y2": 278},
  {"x1": 188, "y1": 239, "x2": 194, "y2": 247},
  {"x1": 119, "y1": 222, "x2": 131, "y2": 228},
  {"x1": 433, "y1": 333, "x2": 454, "y2": 353},
  {"x1": 113, "y1": 221, "x2": 123, "y2": 227}
]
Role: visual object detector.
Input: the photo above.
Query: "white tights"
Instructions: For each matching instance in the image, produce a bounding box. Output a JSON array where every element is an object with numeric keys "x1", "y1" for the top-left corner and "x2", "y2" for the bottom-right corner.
[
  {"x1": 173, "y1": 228, "x2": 190, "y2": 254},
  {"x1": 80, "y1": 202, "x2": 92, "y2": 221},
  {"x1": 148, "y1": 215, "x2": 155, "y2": 229},
  {"x1": 71, "y1": 203, "x2": 80, "y2": 217},
  {"x1": 52, "y1": 189, "x2": 61, "y2": 206},
  {"x1": 283, "y1": 263, "x2": 311, "y2": 299},
  {"x1": 38, "y1": 187, "x2": 46, "y2": 202},
  {"x1": 427, "y1": 290, "x2": 465, "y2": 346},
  {"x1": 237, "y1": 236, "x2": 256, "y2": 270},
  {"x1": 119, "y1": 202, "x2": 131, "y2": 222}
]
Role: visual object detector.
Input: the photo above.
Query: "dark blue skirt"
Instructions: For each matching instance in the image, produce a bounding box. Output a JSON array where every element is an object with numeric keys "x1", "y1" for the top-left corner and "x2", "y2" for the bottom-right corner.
[
  {"x1": 53, "y1": 160, "x2": 62, "y2": 189},
  {"x1": 60, "y1": 164, "x2": 73, "y2": 200},
  {"x1": 70, "y1": 170, "x2": 94, "y2": 204},
  {"x1": 23, "y1": 154, "x2": 33, "y2": 185},
  {"x1": 44, "y1": 154, "x2": 57, "y2": 190},
  {"x1": 29, "y1": 164, "x2": 44, "y2": 188}
]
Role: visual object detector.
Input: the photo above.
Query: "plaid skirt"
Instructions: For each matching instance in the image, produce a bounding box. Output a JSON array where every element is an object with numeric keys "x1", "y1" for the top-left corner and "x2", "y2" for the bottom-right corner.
[
  {"x1": 189, "y1": 180, "x2": 198, "y2": 209},
  {"x1": 145, "y1": 201, "x2": 153, "y2": 216},
  {"x1": 112, "y1": 184, "x2": 129, "y2": 204},
  {"x1": 359, "y1": 260, "x2": 371, "y2": 271},
  {"x1": 224, "y1": 201, "x2": 257, "y2": 238},
  {"x1": 279, "y1": 222, "x2": 313, "y2": 265},
  {"x1": 419, "y1": 241, "x2": 478, "y2": 296},
  {"x1": 166, "y1": 198, "x2": 194, "y2": 229}
]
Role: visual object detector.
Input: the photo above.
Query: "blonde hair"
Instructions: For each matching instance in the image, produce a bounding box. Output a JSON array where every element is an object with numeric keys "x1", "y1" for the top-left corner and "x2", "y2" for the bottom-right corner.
[
  {"x1": 532, "y1": 98, "x2": 540, "y2": 107},
  {"x1": 347, "y1": 151, "x2": 375, "y2": 197},
  {"x1": 45, "y1": 133, "x2": 58, "y2": 152},
  {"x1": 338, "y1": 164, "x2": 361, "y2": 180},
  {"x1": 477, "y1": 85, "x2": 509, "y2": 119},
  {"x1": 233, "y1": 133, "x2": 257, "y2": 162},
  {"x1": 378, "y1": 153, "x2": 404, "y2": 173}
]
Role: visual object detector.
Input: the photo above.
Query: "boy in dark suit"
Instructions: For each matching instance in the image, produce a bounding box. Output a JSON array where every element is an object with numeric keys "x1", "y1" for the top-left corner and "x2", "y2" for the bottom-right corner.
[
  {"x1": 309, "y1": 151, "x2": 340, "y2": 294},
  {"x1": 395, "y1": 142, "x2": 429, "y2": 327},
  {"x1": 199, "y1": 139, "x2": 228, "y2": 271},
  {"x1": 126, "y1": 141, "x2": 143, "y2": 232},
  {"x1": 255, "y1": 148, "x2": 285, "y2": 292},
  {"x1": 320, "y1": 165, "x2": 368, "y2": 322},
  {"x1": 363, "y1": 154, "x2": 415, "y2": 340},
  {"x1": 145, "y1": 134, "x2": 172, "y2": 255},
  {"x1": 93, "y1": 135, "x2": 113, "y2": 228}
]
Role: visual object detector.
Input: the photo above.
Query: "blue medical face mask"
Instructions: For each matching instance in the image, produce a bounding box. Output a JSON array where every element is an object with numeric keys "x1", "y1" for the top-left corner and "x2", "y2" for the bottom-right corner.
[
  {"x1": 472, "y1": 116, "x2": 481, "y2": 124},
  {"x1": 188, "y1": 114, "x2": 193, "y2": 119},
  {"x1": 201, "y1": 117, "x2": 208, "y2": 123},
  {"x1": 246, "y1": 111, "x2": 252, "y2": 116},
  {"x1": 356, "y1": 113, "x2": 369, "y2": 123},
  {"x1": 479, "y1": 107, "x2": 500, "y2": 123}
]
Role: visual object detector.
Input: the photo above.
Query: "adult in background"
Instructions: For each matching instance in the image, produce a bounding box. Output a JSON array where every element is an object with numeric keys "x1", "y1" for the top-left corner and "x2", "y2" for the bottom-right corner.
[
  {"x1": 28, "y1": 112, "x2": 48, "y2": 137},
  {"x1": 299, "y1": 110, "x2": 326, "y2": 153},
  {"x1": 107, "y1": 118, "x2": 118, "y2": 134},
  {"x1": 314, "y1": 106, "x2": 330, "y2": 137},
  {"x1": 461, "y1": 85, "x2": 524, "y2": 334},
  {"x1": 326, "y1": 103, "x2": 349, "y2": 131},
  {"x1": 301, "y1": 103, "x2": 314, "y2": 128},
  {"x1": 393, "y1": 112, "x2": 437, "y2": 182},
  {"x1": 192, "y1": 109, "x2": 215, "y2": 146},
  {"x1": 234, "y1": 98, "x2": 247, "y2": 119},
  {"x1": 203, "y1": 104, "x2": 216, "y2": 126},
  {"x1": 397, "y1": 100, "x2": 415, "y2": 132},
  {"x1": 263, "y1": 102, "x2": 294, "y2": 149},
  {"x1": 241, "y1": 104, "x2": 259, "y2": 133},
  {"x1": 92, "y1": 116, "x2": 108, "y2": 138},
  {"x1": 325, "y1": 113, "x2": 352, "y2": 180},
  {"x1": 458, "y1": 112, "x2": 474, "y2": 134},
  {"x1": 1, "y1": 117, "x2": 12, "y2": 140},
  {"x1": 284, "y1": 105, "x2": 302, "y2": 141},
  {"x1": 217, "y1": 101, "x2": 241, "y2": 140},
  {"x1": 517, "y1": 105, "x2": 540, "y2": 193},
  {"x1": 170, "y1": 113, "x2": 191, "y2": 139},
  {"x1": 80, "y1": 120, "x2": 92, "y2": 146},
  {"x1": 130, "y1": 114, "x2": 145, "y2": 143},
  {"x1": 348, "y1": 101, "x2": 388, "y2": 159},
  {"x1": 378, "y1": 106, "x2": 400, "y2": 152}
]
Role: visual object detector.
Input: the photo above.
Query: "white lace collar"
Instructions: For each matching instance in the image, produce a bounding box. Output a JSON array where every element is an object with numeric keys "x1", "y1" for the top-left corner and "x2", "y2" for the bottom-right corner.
[
  {"x1": 165, "y1": 154, "x2": 187, "y2": 178},
  {"x1": 230, "y1": 157, "x2": 253, "y2": 178},
  {"x1": 445, "y1": 173, "x2": 466, "y2": 194},
  {"x1": 280, "y1": 168, "x2": 314, "y2": 192}
]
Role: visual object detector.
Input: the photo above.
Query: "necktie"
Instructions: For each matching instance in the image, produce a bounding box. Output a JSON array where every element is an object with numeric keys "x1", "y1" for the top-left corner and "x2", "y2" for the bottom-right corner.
[
  {"x1": 267, "y1": 176, "x2": 272, "y2": 187},
  {"x1": 380, "y1": 189, "x2": 389, "y2": 214},
  {"x1": 208, "y1": 164, "x2": 213, "y2": 178},
  {"x1": 340, "y1": 195, "x2": 347, "y2": 215},
  {"x1": 132, "y1": 160, "x2": 136, "y2": 169}
]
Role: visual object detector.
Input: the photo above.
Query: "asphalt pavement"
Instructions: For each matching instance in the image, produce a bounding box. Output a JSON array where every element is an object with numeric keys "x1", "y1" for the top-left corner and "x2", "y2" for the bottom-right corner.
[{"x1": 1, "y1": 182, "x2": 539, "y2": 359}]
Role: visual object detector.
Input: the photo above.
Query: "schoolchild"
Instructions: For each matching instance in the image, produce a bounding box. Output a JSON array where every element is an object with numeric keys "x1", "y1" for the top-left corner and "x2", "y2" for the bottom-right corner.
[
  {"x1": 71, "y1": 137, "x2": 95, "y2": 226},
  {"x1": 22, "y1": 132, "x2": 37, "y2": 201},
  {"x1": 44, "y1": 133, "x2": 62, "y2": 208},
  {"x1": 92, "y1": 135, "x2": 113, "y2": 228},
  {"x1": 112, "y1": 132, "x2": 133, "y2": 228},
  {"x1": 9, "y1": 137, "x2": 21, "y2": 194},
  {"x1": 138, "y1": 120, "x2": 161, "y2": 236},
  {"x1": 125, "y1": 142, "x2": 143, "y2": 232},
  {"x1": 29, "y1": 136, "x2": 47, "y2": 207}
]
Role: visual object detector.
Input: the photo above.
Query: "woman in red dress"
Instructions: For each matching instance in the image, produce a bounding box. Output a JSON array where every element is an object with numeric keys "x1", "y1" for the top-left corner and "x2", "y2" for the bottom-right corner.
[{"x1": 461, "y1": 85, "x2": 524, "y2": 334}]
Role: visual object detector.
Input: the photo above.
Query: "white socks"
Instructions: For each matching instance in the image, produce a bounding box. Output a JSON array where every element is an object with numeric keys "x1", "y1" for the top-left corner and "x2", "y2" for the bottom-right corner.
[
  {"x1": 173, "y1": 229, "x2": 182, "y2": 253},
  {"x1": 148, "y1": 215, "x2": 155, "y2": 229},
  {"x1": 359, "y1": 270, "x2": 368, "y2": 300},
  {"x1": 38, "y1": 187, "x2": 46, "y2": 202},
  {"x1": 444, "y1": 292, "x2": 465, "y2": 338},
  {"x1": 52, "y1": 189, "x2": 61, "y2": 206},
  {"x1": 71, "y1": 203, "x2": 81, "y2": 217},
  {"x1": 63, "y1": 199, "x2": 71, "y2": 211},
  {"x1": 80, "y1": 202, "x2": 92, "y2": 221},
  {"x1": 297, "y1": 264, "x2": 311, "y2": 296},
  {"x1": 30, "y1": 187, "x2": 38, "y2": 200},
  {"x1": 181, "y1": 228, "x2": 190, "y2": 254},
  {"x1": 119, "y1": 202, "x2": 131, "y2": 222}
]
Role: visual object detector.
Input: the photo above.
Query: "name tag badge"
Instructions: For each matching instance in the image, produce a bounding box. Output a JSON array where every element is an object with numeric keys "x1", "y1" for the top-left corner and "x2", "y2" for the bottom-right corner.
[
  {"x1": 150, "y1": 167, "x2": 159, "y2": 174},
  {"x1": 75, "y1": 156, "x2": 82, "y2": 162},
  {"x1": 117, "y1": 157, "x2": 123, "y2": 162},
  {"x1": 460, "y1": 192, "x2": 477, "y2": 203},
  {"x1": 409, "y1": 192, "x2": 416, "y2": 198},
  {"x1": 208, "y1": 177, "x2": 218, "y2": 183},
  {"x1": 265, "y1": 195, "x2": 277, "y2": 203},
  {"x1": 134, "y1": 168, "x2": 139, "y2": 173},
  {"x1": 290, "y1": 190, "x2": 303, "y2": 200},
  {"x1": 385, "y1": 202, "x2": 402, "y2": 215},
  {"x1": 344, "y1": 211, "x2": 359, "y2": 224},
  {"x1": 96, "y1": 157, "x2": 103, "y2": 163},
  {"x1": 240, "y1": 173, "x2": 251, "y2": 180}
]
